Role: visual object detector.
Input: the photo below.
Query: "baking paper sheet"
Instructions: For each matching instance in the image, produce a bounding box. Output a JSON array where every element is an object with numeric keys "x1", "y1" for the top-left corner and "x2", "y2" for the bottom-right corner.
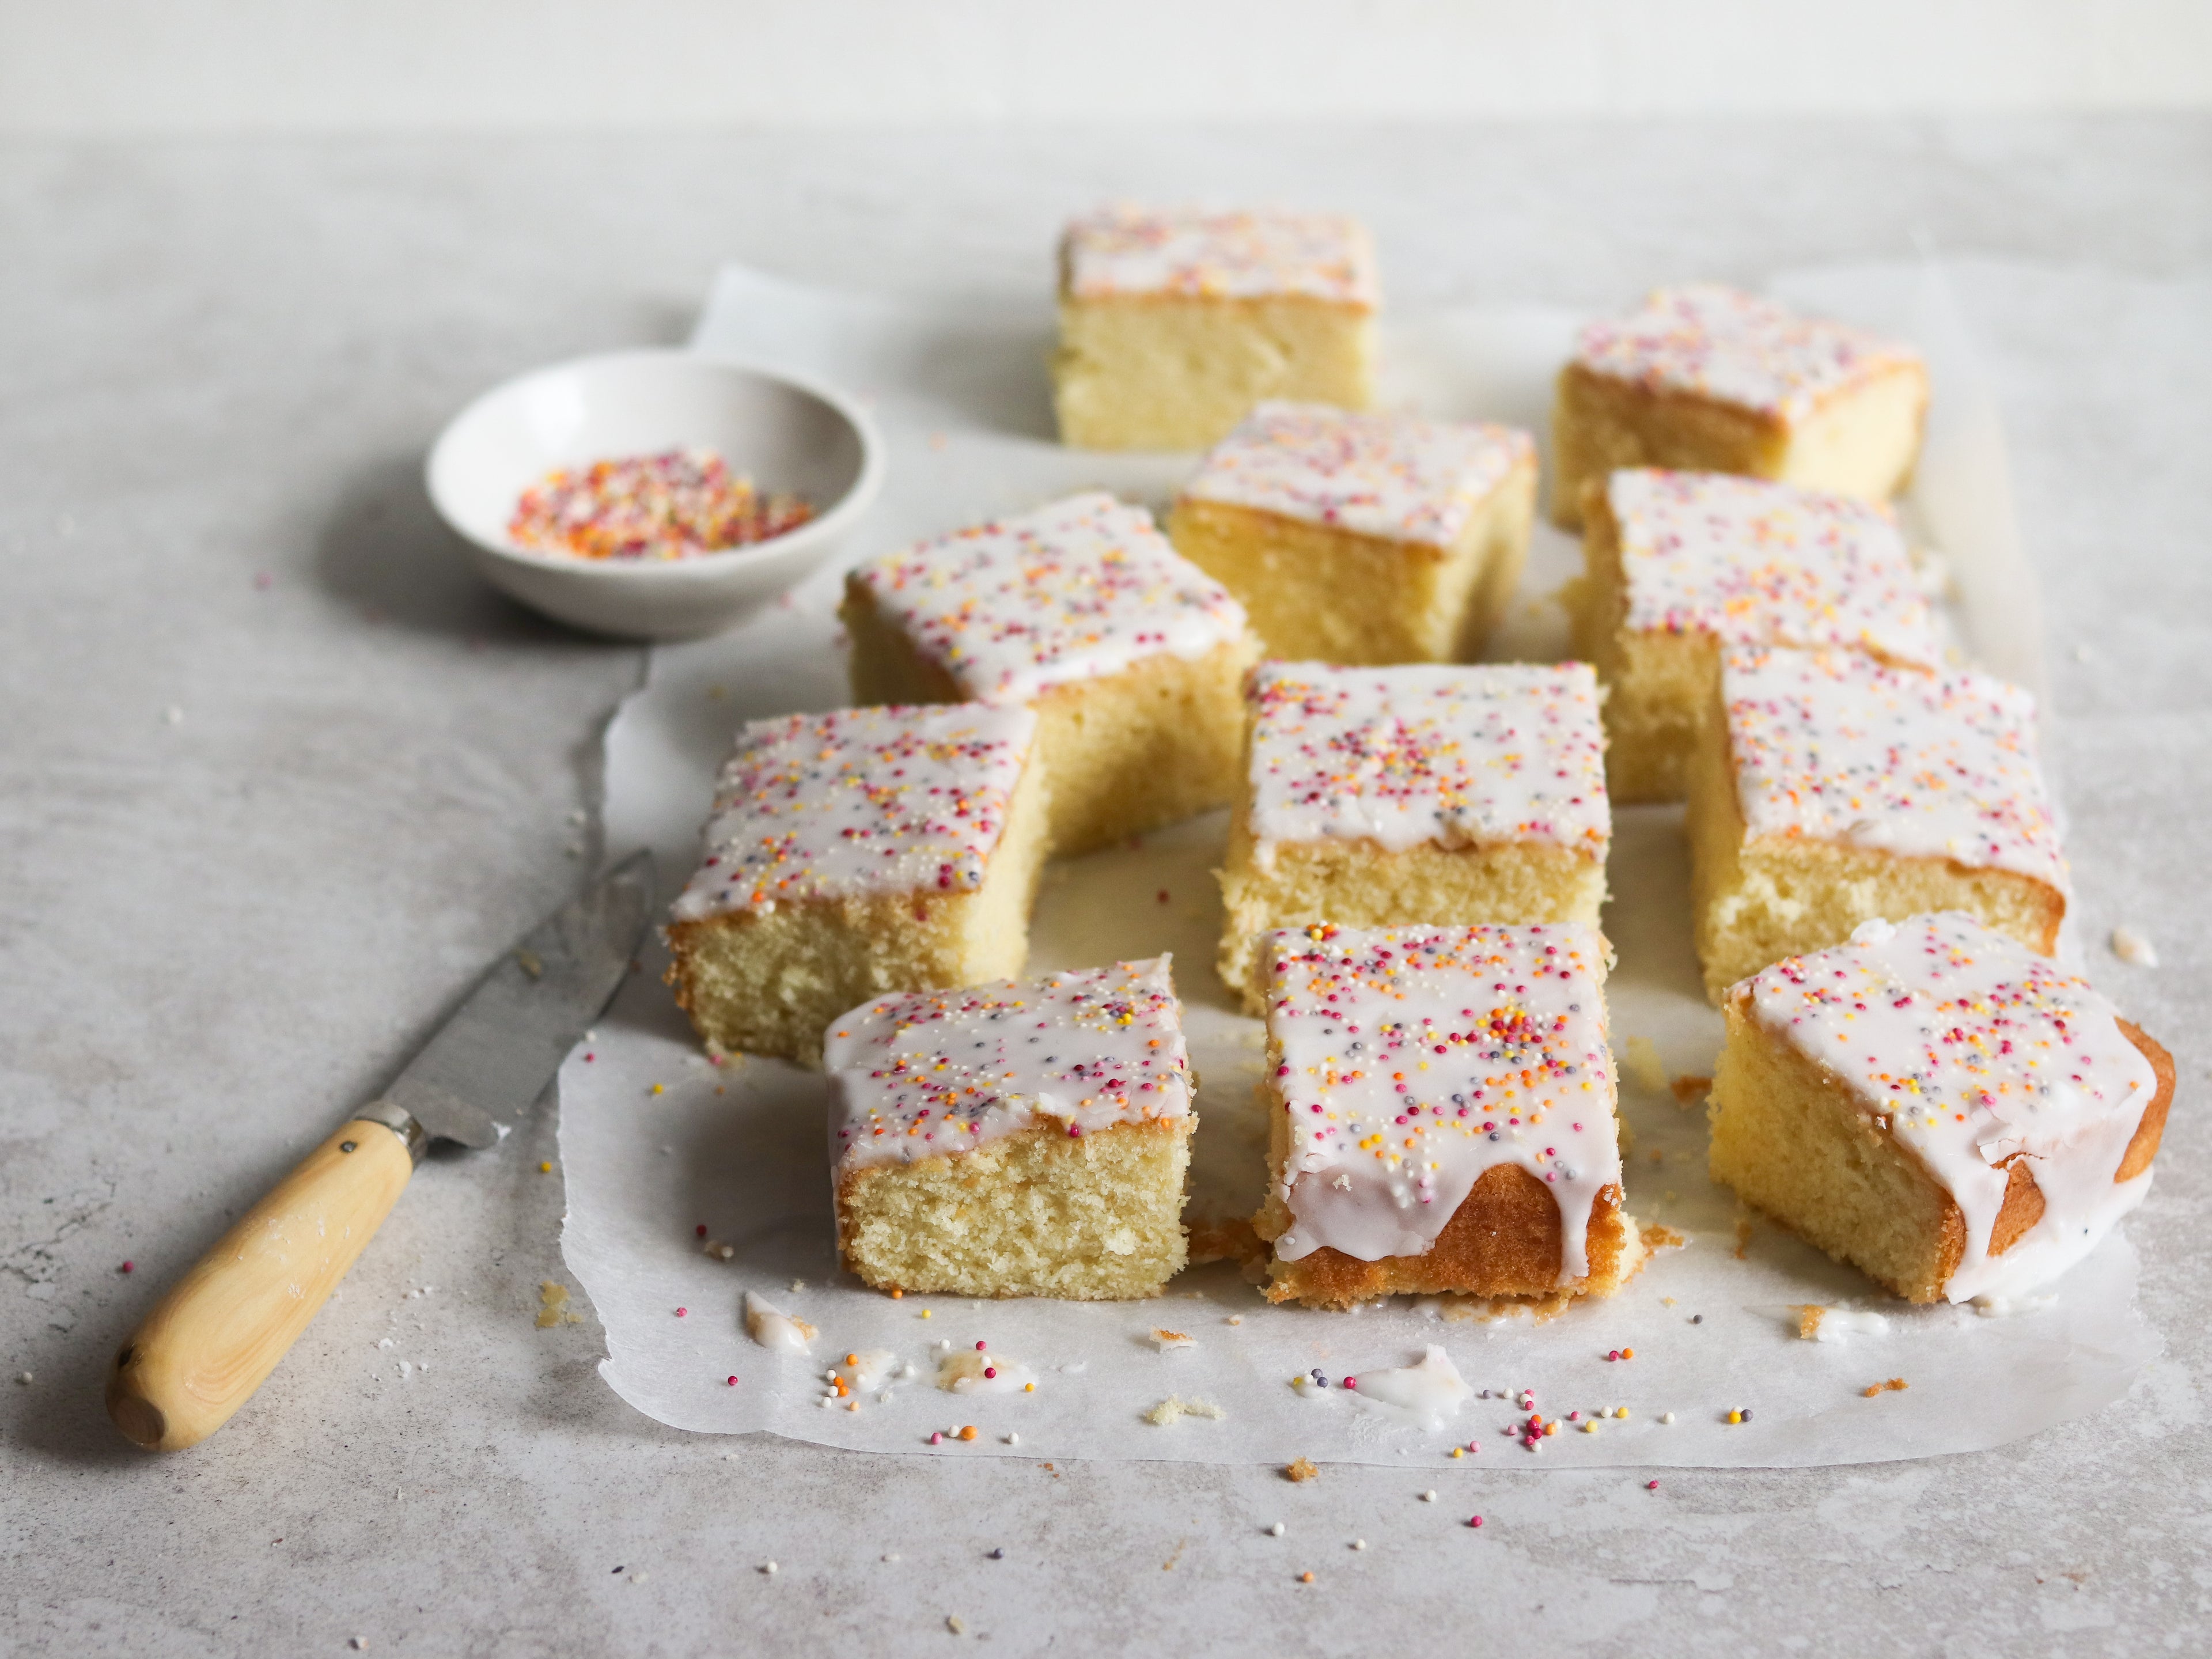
[{"x1": 555, "y1": 263, "x2": 2157, "y2": 1468}]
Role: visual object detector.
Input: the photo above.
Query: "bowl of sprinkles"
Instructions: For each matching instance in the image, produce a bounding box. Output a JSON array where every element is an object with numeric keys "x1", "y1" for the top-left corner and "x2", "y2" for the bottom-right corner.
[{"x1": 427, "y1": 349, "x2": 883, "y2": 640}]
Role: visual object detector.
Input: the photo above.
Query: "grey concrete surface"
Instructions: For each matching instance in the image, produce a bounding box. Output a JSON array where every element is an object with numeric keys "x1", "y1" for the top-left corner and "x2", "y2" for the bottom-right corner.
[{"x1": 3, "y1": 120, "x2": 2210, "y2": 1657}]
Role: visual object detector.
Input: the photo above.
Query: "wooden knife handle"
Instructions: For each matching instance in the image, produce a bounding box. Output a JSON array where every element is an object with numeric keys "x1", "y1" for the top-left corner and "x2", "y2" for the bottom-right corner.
[{"x1": 107, "y1": 1120, "x2": 415, "y2": 1451}]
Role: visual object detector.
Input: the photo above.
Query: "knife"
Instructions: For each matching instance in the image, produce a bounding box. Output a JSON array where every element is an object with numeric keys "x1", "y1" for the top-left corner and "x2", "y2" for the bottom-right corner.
[{"x1": 105, "y1": 851, "x2": 655, "y2": 1452}]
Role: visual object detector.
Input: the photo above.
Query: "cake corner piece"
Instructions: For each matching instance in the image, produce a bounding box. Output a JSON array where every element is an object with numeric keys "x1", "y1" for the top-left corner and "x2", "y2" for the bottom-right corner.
[
  {"x1": 1250, "y1": 921, "x2": 1638, "y2": 1311},
  {"x1": 1708, "y1": 912, "x2": 2169, "y2": 1305}
]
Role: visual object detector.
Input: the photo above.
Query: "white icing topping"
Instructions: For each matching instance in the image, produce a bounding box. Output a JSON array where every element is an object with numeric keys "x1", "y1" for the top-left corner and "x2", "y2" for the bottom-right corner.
[
  {"x1": 1608, "y1": 469, "x2": 1938, "y2": 664},
  {"x1": 831, "y1": 1350, "x2": 899, "y2": 1392},
  {"x1": 1723, "y1": 646, "x2": 2068, "y2": 893},
  {"x1": 1574, "y1": 283, "x2": 1922, "y2": 421},
  {"x1": 671, "y1": 703, "x2": 1035, "y2": 922},
  {"x1": 935, "y1": 1347, "x2": 1038, "y2": 1395},
  {"x1": 825, "y1": 957, "x2": 1192, "y2": 1173},
  {"x1": 1181, "y1": 402, "x2": 1531, "y2": 547},
  {"x1": 851, "y1": 492, "x2": 1249, "y2": 704},
  {"x1": 743, "y1": 1293, "x2": 816, "y2": 1354},
  {"x1": 1742, "y1": 912, "x2": 2159, "y2": 1302},
  {"x1": 1265, "y1": 923, "x2": 1621, "y2": 1281},
  {"x1": 1245, "y1": 661, "x2": 1609, "y2": 859},
  {"x1": 1063, "y1": 206, "x2": 1378, "y2": 307},
  {"x1": 1346, "y1": 1344, "x2": 1471, "y2": 1428}
]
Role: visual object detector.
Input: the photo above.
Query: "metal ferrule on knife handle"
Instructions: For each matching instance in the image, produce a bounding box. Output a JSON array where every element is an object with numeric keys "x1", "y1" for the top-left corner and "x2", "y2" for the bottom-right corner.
[{"x1": 354, "y1": 1098, "x2": 430, "y2": 1166}]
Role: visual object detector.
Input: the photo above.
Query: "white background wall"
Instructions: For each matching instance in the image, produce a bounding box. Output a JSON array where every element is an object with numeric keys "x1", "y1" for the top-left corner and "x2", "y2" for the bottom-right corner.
[{"x1": 3, "y1": 0, "x2": 2209, "y2": 133}]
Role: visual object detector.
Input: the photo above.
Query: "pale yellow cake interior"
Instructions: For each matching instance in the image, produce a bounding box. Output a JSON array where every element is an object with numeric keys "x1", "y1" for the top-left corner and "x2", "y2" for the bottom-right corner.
[
  {"x1": 1053, "y1": 294, "x2": 1374, "y2": 452},
  {"x1": 1216, "y1": 802, "x2": 1605, "y2": 1013},
  {"x1": 842, "y1": 578, "x2": 1256, "y2": 857},
  {"x1": 1549, "y1": 359, "x2": 1928, "y2": 530},
  {"x1": 1567, "y1": 501, "x2": 1722, "y2": 804},
  {"x1": 664, "y1": 751, "x2": 1050, "y2": 1065},
  {"x1": 1685, "y1": 677, "x2": 2067, "y2": 1003},
  {"x1": 1166, "y1": 457, "x2": 1535, "y2": 665},
  {"x1": 1778, "y1": 366, "x2": 1929, "y2": 502},
  {"x1": 838, "y1": 1117, "x2": 1193, "y2": 1299},
  {"x1": 1709, "y1": 993, "x2": 1957, "y2": 1302}
]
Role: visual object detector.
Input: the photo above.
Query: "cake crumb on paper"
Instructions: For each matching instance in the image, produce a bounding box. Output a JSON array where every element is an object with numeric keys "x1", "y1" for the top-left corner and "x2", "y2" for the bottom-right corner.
[
  {"x1": 2111, "y1": 927, "x2": 2158, "y2": 966},
  {"x1": 1284, "y1": 1457, "x2": 1320, "y2": 1483},
  {"x1": 1146, "y1": 1395, "x2": 1225, "y2": 1427},
  {"x1": 1623, "y1": 1035, "x2": 1668, "y2": 1093}
]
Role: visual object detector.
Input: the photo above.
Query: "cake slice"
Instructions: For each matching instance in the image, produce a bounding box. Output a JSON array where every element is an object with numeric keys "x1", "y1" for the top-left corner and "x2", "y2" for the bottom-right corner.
[
  {"x1": 1710, "y1": 912, "x2": 2173, "y2": 1304},
  {"x1": 1052, "y1": 206, "x2": 1378, "y2": 452},
  {"x1": 1217, "y1": 661, "x2": 1609, "y2": 1011},
  {"x1": 1573, "y1": 468, "x2": 1941, "y2": 803},
  {"x1": 827, "y1": 957, "x2": 1196, "y2": 1300},
  {"x1": 664, "y1": 703, "x2": 1049, "y2": 1065},
  {"x1": 1551, "y1": 284, "x2": 1928, "y2": 528},
  {"x1": 1251, "y1": 922, "x2": 1641, "y2": 1310},
  {"x1": 841, "y1": 491, "x2": 1259, "y2": 856},
  {"x1": 1166, "y1": 401, "x2": 1537, "y2": 665},
  {"x1": 1688, "y1": 646, "x2": 2067, "y2": 1002}
]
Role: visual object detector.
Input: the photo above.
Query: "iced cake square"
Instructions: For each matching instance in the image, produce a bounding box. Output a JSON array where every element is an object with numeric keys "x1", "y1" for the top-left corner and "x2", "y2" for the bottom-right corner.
[
  {"x1": 841, "y1": 491, "x2": 1259, "y2": 856},
  {"x1": 1251, "y1": 922, "x2": 1641, "y2": 1310},
  {"x1": 664, "y1": 703, "x2": 1049, "y2": 1065},
  {"x1": 1710, "y1": 912, "x2": 2172, "y2": 1304},
  {"x1": 1688, "y1": 646, "x2": 2068, "y2": 1002},
  {"x1": 827, "y1": 957, "x2": 1195, "y2": 1300},
  {"x1": 1216, "y1": 661, "x2": 1610, "y2": 1010},
  {"x1": 1052, "y1": 207, "x2": 1378, "y2": 452},
  {"x1": 1166, "y1": 402, "x2": 1537, "y2": 665},
  {"x1": 1572, "y1": 468, "x2": 1941, "y2": 803},
  {"x1": 1551, "y1": 284, "x2": 1928, "y2": 528}
]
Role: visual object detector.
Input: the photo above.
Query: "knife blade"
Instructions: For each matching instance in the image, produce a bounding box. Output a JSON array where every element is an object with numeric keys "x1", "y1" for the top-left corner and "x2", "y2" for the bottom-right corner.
[
  {"x1": 106, "y1": 850, "x2": 657, "y2": 1452},
  {"x1": 370, "y1": 848, "x2": 656, "y2": 1152}
]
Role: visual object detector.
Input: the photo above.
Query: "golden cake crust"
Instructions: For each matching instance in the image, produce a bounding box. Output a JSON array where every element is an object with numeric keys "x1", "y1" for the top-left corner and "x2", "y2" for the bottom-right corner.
[{"x1": 1255, "y1": 1162, "x2": 1634, "y2": 1310}]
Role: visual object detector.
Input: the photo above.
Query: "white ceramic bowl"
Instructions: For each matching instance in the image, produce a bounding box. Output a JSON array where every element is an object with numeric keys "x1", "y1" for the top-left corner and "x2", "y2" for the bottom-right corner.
[{"x1": 426, "y1": 349, "x2": 884, "y2": 641}]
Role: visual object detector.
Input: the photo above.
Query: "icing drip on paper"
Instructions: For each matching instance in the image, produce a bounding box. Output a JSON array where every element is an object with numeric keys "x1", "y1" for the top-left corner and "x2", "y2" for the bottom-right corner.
[
  {"x1": 1062, "y1": 207, "x2": 1379, "y2": 307},
  {"x1": 671, "y1": 703, "x2": 1035, "y2": 922},
  {"x1": 743, "y1": 1293, "x2": 816, "y2": 1354},
  {"x1": 1245, "y1": 661, "x2": 1609, "y2": 860},
  {"x1": 1182, "y1": 401, "x2": 1531, "y2": 547},
  {"x1": 1743, "y1": 912, "x2": 2158, "y2": 1302},
  {"x1": 1574, "y1": 283, "x2": 1922, "y2": 422},
  {"x1": 1264, "y1": 923, "x2": 1621, "y2": 1278},
  {"x1": 1608, "y1": 469, "x2": 1938, "y2": 665},
  {"x1": 826, "y1": 957, "x2": 1193, "y2": 1172},
  {"x1": 1722, "y1": 646, "x2": 2068, "y2": 893},
  {"x1": 1346, "y1": 1345, "x2": 1472, "y2": 1429},
  {"x1": 935, "y1": 1349, "x2": 1039, "y2": 1395},
  {"x1": 851, "y1": 492, "x2": 1249, "y2": 704}
]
